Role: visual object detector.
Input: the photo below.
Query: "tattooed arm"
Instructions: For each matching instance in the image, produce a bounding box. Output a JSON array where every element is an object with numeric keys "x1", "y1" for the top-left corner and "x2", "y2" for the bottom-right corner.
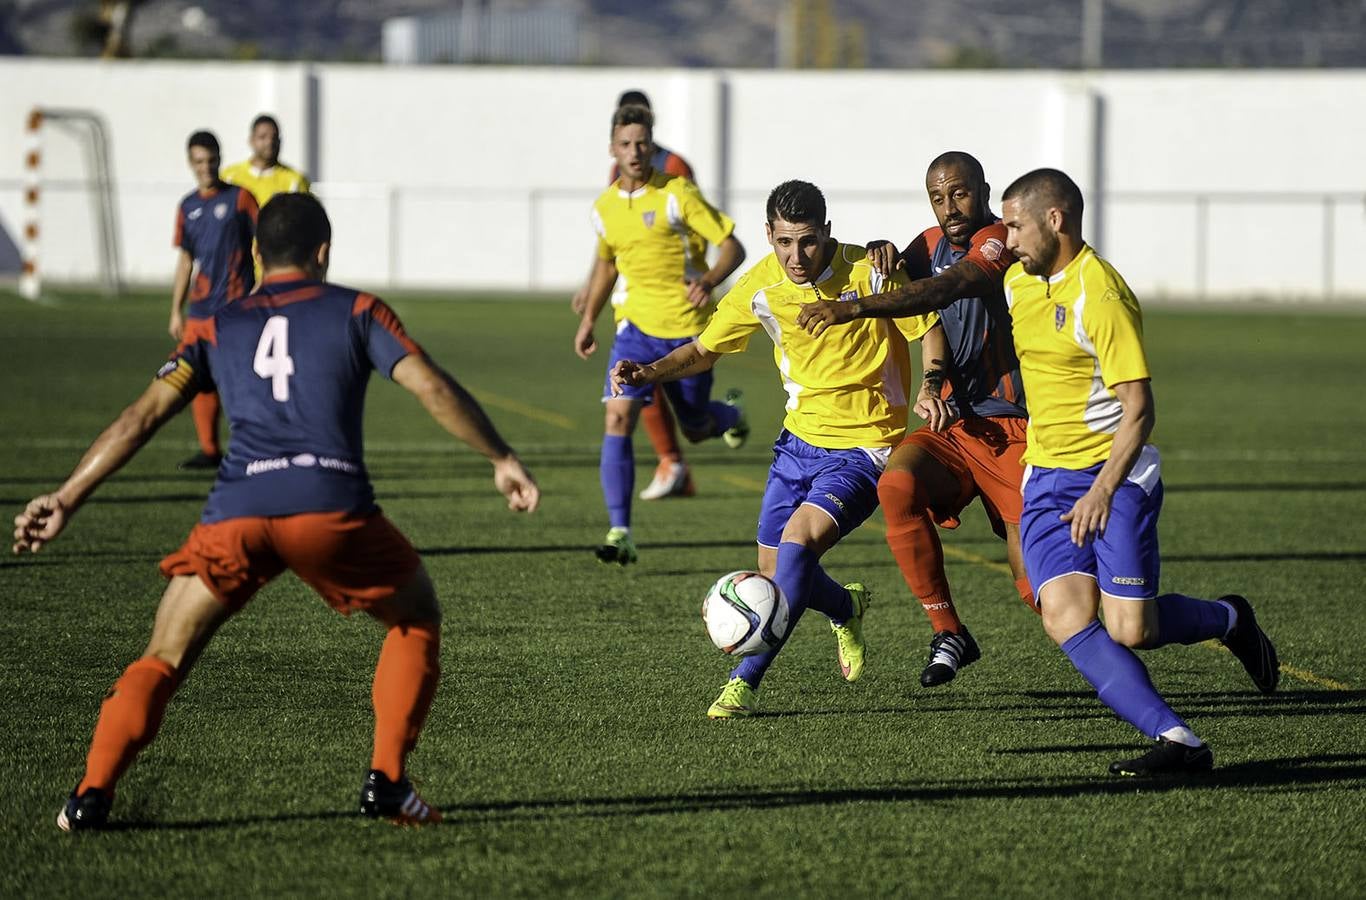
[{"x1": 609, "y1": 339, "x2": 722, "y2": 396}]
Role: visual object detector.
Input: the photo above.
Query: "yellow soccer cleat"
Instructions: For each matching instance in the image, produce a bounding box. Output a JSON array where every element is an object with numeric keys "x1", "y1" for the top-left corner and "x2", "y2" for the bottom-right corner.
[
  {"x1": 595, "y1": 526, "x2": 638, "y2": 566},
  {"x1": 707, "y1": 676, "x2": 757, "y2": 719},
  {"x1": 831, "y1": 583, "x2": 871, "y2": 682}
]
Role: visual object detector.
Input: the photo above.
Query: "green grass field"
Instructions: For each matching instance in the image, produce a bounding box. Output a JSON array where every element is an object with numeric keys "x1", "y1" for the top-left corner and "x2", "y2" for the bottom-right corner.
[{"x1": 3, "y1": 288, "x2": 1364, "y2": 897}]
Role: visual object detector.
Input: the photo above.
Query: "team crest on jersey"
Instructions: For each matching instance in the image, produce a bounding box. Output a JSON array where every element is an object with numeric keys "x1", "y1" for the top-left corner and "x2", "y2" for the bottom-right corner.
[
  {"x1": 214, "y1": 203, "x2": 228, "y2": 220},
  {"x1": 839, "y1": 290, "x2": 858, "y2": 302},
  {"x1": 1054, "y1": 304, "x2": 1066, "y2": 330},
  {"x1": 641, "y1": 211, "x2": 656, "y2": 227},
  {"x1": 980, "y1": 238, "x2": 1005, "y2": 261}
]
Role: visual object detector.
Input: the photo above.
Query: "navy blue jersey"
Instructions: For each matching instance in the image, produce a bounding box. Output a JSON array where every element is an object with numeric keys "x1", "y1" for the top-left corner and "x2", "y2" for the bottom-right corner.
[
  {"x1": 174, "y1": 183, "x2": 258, "y2": 317},
  {"x1": 157, "y1": 276, "x2": 422, "y2": 523},
  {"x1": 903, "y1": 220, "x2": 1026, "y2": 419}
]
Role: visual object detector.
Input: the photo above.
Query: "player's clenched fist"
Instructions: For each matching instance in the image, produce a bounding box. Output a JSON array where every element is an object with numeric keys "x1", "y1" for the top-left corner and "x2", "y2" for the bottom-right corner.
[{"x1": 12, "y1": 494, "x2": 70, "y2": 555}]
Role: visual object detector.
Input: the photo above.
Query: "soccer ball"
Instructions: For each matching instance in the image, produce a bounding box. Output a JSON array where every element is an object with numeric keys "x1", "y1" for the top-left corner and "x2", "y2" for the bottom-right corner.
[{"x1": 701, "y1": 570, "x2": 790, "y2": 657}]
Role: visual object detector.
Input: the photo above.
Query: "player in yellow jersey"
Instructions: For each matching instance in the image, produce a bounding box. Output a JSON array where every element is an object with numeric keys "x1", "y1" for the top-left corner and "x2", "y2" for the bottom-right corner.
[
  {"x1": 221, "y1": 114, "x2": 310, "y2": 206},
  {"x1": 1001, "y1": 168, "x2": 1279, "y2": 776},
  {"x1": 574, "y1": 103, "x2": 747, "y2": 565},
  {"x1": 612, "y1": 181, "x2": 942, "y2": 717}
]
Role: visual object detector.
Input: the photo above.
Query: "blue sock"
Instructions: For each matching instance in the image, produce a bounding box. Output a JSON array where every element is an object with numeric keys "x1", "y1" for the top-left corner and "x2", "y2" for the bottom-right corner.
[
  {"x1": 705, "y1": 400, "x2": 740, "y2": 436},
  {"x1": 730, "y1": 542, "x2": 829, "y2": 689},
  {"x1": 1060, "y1": 620, "x2": 1188, "y2": 739},
  {"x1": 600, "y1": 434, "x2": 633, "y2": 528},
  {"x1": 1154, "y1": 593, "x2": 1231, "y2": 646},
  {"x1": 808, "y1": 565, "x2": 853, "y2": 624}
]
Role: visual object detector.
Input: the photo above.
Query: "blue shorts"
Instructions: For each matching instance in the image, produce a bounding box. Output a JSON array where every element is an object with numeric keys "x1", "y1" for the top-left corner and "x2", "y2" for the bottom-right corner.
[
  {"x1": 756, "y1": 430, "x2": 885, "y2": 548},
  {"x1": 1020, "y1": 446, "x2": 1164, "y2": 600},
  {"x1": 603, "y1": 320, "x2": 716, "y2": 431}
]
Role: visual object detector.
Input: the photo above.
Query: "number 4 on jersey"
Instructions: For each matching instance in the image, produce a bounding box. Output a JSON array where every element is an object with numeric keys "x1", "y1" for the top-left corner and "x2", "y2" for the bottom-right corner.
[{"x1": 253, "y1": 315, "x2": 296, "y2": 402}]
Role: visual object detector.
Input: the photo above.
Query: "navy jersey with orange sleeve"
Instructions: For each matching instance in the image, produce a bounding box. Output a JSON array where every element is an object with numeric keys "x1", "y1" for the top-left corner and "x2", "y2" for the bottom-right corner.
[
  {"x1": 902, "y1": 219, "x2": 1026, "y2": 419},
  {"x1": 607, "y1": 143, "x2": 695, "y2": 184},
  {"x1": 173, "y1": 183, "x2": 258, "y2": 317},
  {"x1": 155, "y1": 275, "x2": 422, "y2": 523}
]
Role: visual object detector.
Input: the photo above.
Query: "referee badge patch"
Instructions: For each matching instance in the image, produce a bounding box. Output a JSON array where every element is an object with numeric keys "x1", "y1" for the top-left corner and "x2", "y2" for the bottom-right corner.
[{"x1": 1054, "y1": 304, "x2": 1066, "y2": 330}]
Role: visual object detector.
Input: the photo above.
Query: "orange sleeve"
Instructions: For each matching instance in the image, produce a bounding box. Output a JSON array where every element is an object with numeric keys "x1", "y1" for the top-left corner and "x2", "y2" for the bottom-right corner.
[
  {"x1": 236, "y1": 188, "x2": 259, "y2": 225},
  {"x1": 958, "y1": 222, "x2": 1014, "y2": 277},
  {"x1": 900, "y1": 227, "x2": 940, "y2": 280},
  {"x1": 173, "y1": 206, "x2": 185, "y2": 249},
  {"x1": 662, "y1": 152, "x2": 694, "y2": 181}
]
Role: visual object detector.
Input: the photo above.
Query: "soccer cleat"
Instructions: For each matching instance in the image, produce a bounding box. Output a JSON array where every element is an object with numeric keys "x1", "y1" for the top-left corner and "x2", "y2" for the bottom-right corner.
[
  {"x1": 919, "y1": 626, "x2": 981, "y2": 687},
  {"x1": 359, "y1": 770, "x2": 443, "y2": 825},
  {"x1": 831, "y1": 583, "x2": 871, "y2": 682},
  {"x1": 177, "y1": 450, "x2": 222, "y2": 471},
  {"x1": 1109, "y1": 738, "x2": 1214, "y2": 777},
  {"x1": 707, "y1": 677, "x2": 757, "y2": 719},
  {"x1": 1219, "y1": 594, "x2": 1279, "y2": 694},
  {"x1": 56, "y1": 786, "x2": 112, "y2": 833},
  {"x1": 594, "y1": 527, "x2": 638, "y2": 566},
  {"x1": 721, "y1": 389, "x2": 750, "y2": 450},
  {"x1": 638, "y1": 461, "x2": 695, "y2": 500}
]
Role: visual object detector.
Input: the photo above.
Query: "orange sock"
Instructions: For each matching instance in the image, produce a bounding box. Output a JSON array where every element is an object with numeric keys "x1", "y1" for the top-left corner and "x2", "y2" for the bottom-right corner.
[
  {"x1": 878, "y1": 469, "x2": 963, "y2": 634},
  {"x1": 371, "y1": 621, "x2": 441, "y2": 782},
  {"x1": 1017, "y1": 576, "x2": 1040, "y2": 615},
  {"x1": 78, "y1": 656, "x2": 178, "y2": 794},
  {"x1": 641, "y1": 386, "x2": 683, "y2": 465},
  {"x1": 191, "y1": 391, "x2": 221, "y2": 456}
]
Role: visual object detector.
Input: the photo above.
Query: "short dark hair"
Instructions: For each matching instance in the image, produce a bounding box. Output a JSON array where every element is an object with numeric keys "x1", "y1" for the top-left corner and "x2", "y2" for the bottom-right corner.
[
  {"x1": 927, "y1": 150, "x2": 985, "y2": 185},
  {"x1": 251, "y1": 114, "x2": 279, "y2": 133},
  {"x1": 187, "y1": 130, "x2": 219, "y2": 156},
  {"x1": 1002, "y1": 167, "x2": 1083, "y2": 221},
  {"x1": 611, "y1": 103, "x2": 653, "y2": 137},
  {"x1": 257, "y1": 193, "x2": 331, "y2": 269},
  {"x1": 766, "y1": 180, "x2": 826, "y2": 227},
  {"x1": 616, "y1": 90, "x2": 650, "y2": 109}
]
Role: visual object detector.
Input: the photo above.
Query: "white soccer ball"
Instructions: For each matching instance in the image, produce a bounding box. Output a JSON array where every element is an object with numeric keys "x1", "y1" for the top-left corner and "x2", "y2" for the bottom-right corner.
[{"x1": 701, "y1": 570, "x2": 790, "y2": 657}]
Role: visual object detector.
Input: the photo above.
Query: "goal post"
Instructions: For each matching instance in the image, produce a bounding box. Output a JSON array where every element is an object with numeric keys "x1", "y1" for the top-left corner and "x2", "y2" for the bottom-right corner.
[{"x1": 20, "y1": 108, "x2": 124, "y2": 301}]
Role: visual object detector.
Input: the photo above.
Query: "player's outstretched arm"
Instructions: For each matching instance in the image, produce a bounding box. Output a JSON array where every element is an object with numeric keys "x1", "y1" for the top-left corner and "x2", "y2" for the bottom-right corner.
[
  {"x1": 574, "y1": 257, "x2": 620, "y2": 360},
  {"x1": 13, "y1": 381, "x2": 189, "y2": 554},
  {"x1": 1061, "y1": 379, "x2": 1155, "y2": 546},
  {"x1": 610, "y1": 339, "x2": 722, "y2": 397},
  {"x1": 168, "y1": 250, "x2": 194, "y2": 341},
  {"x1": 796, "y1": 258, "x2": 996, "y2": 335},
  {"x1": 684, "y1": 235, "x2": 746, "y2": 308},
  {"x1": 392, "y1": 354, "x2": 540, "y2": 513}
]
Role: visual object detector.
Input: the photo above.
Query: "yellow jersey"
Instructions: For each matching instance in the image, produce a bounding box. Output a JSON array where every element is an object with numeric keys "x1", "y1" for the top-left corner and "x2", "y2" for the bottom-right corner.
[
  {"x1": 591, "y1": 171, "x2": 735, "y2": 339},
  {"x1": 1004, "y1": 244, "x2": 1150, "y2": 469},
  {"x1": 220, "y1": 160, "x2": 311, "y2": 206},
  {"x1": 698, "y1": 243, "x2": 938, "y2": 450}
]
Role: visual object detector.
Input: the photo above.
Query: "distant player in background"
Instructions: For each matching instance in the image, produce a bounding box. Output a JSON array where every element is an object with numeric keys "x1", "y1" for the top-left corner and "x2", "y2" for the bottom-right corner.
[
  {"x1": 575, "y1": 103, "x2": 747, "y2": 566},
  {"x1": 796, "y1": 152, "x2": 1036, "y2": 688},
  {"x1": 1000, "y1": 168, "x2": 1278, "y2": 775},
  {"x1": 573, "y1": 90, "x2": 699, "y2": 502},
  {"x1": 169, "y1": 130, "x2": 258, "y2": 470},
  {"x1": 220, "y1": 114, "x2": 311, "y2": 206},
  {"x1": 612, "y1": 180, "x2": 941, "y2": 718},
  {"x1": 15, "y1": 193, "x2": 539, "y2": 831}
]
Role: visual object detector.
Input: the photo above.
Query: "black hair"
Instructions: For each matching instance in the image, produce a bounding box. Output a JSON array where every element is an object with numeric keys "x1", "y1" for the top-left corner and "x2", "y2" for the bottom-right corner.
[
  {"x1": 251, "y1": 114, "x2": 280, "y2": 133},
  {"x1": 616, "y1": 90, "x2": 651, "y2": 109},
  {"x1": 611, "y1": 104, "x2": 654, "y2": 136},
  {"x1": 1002, "y1": 168, "x2": 1083, "y2": 221},
  {"x1": 766, "y1": 180, "x2": 826, "y2": 227},
  {"x1": 187, "y1": 130, "x2": 220, "y2": 156},
  {"x1": 257, "y1": 193, "x2": 331, "y2": 269}
]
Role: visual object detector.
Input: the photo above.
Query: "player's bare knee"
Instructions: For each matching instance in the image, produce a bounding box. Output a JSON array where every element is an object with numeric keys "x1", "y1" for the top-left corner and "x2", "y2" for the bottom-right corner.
[
  {"x1": 603, "y1": 408, "x2": 633, "y2": 434},
  {"x1": 1105, "y1": 618, "x2": 1157, "y2": 649}
]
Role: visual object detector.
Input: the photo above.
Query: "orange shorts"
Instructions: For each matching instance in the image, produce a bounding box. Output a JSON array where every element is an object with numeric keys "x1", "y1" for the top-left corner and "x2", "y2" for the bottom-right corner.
[
  {"x1": 898, "y1": 415, "x2": 1028, "y2": 534},
  {"x1": 160, "y1": 510, "x2": 421, "y2": 614}
]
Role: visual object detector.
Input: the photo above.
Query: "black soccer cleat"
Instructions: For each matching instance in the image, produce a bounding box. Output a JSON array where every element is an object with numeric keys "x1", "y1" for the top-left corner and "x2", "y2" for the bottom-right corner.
[
  {"x1": 920, "y1": 627, "x2": 981, "y2": 687},
  {"x1": 177, "y1": 450, "x2": 223, "y2": 471},
  {"x1": 56, "y1": 786, "x2": 112, "y2": 833},
  {"x1": 1109, "y1": 738, "x2": 1214, "y2": 777},
  {"x1": 1219, "y1": 594, "x2": 1279, "y2": 694},
  {"x1": 359, "y1": 769, "x2": 443, "y2": 825}
]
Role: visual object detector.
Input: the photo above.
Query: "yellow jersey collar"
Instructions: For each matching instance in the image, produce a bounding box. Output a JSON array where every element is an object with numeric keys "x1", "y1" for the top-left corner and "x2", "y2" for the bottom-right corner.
[
  {"x1": 615, "y1": 170, "x2": 664, "y2": 199},
  {"x1": 1050, "y1": 243, "x2": 1094, "y2": 284}
]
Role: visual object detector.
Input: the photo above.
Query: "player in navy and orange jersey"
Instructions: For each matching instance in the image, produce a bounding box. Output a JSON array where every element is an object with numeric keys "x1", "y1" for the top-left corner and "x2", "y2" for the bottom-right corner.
[
  {"x1": 170, "y1": 130, "x2": 259, "y2": 471},
  {"x1": 797, "y1": 152, "x2": 1036, "y2": 688},
  {"x1": 14, "y1": 193, "x2": 539, "y2": 831},
  {"x1": 573, "y1": 90, "x2": 700, "y2": 503}
]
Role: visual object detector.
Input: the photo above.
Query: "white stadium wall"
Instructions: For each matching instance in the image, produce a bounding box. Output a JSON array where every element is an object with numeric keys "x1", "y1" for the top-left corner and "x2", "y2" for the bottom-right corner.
[{"x1": 2, "y1": 58, "x2": 1363, "y2": 300}]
